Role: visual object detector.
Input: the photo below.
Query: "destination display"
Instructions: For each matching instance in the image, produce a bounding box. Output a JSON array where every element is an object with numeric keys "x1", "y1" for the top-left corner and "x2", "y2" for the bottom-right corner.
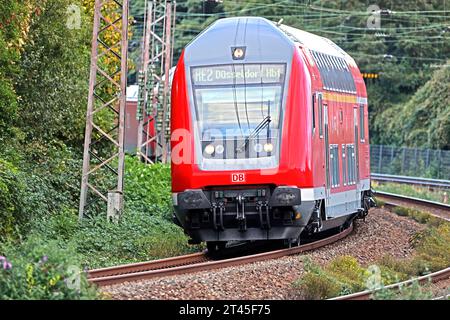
[{"x1": 192, "y1": 64, "x2": 286, "y2": 86}]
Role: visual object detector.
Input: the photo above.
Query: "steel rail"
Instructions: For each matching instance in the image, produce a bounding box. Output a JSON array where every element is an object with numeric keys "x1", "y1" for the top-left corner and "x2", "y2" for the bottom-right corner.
[
  {"x1": 371, "y1": 173, "x2": 450, "y2": 189},
  {"x1": 330, "y1": 191, "x2": 450, "y2": 300},
  {"x1": 374, "y1": 190, "x2": 450, "y2": 214},
  {"x1": 88, "y1": 224, "x2": 354, "y2": 286},
  {"x1": 329, "y1": 267, "x2": 450, "y2": 300},
  {"x1": 89, "y1": 191, "x2": 448, "y2": 290},
  {"x1": 88, "y1": 252, "x2": 208, "y2": 279}
]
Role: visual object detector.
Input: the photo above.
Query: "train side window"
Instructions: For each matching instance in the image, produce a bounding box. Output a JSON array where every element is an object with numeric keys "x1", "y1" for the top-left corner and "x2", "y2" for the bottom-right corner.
[
  {"x1": 342, "y1": 144, "x2": 347, "y2": 186},
  {"x1": 312, "y1": 93, "x2": 316, "y2": 133},
  {"x1": 330, "y1": 56, "x2": 339, "y2": 91},
  {"x1": 346, "y1": 144, "x2": 356, "y2": 185},
  {"x1": 318, "y1": 94, "x2": 323, "y2": 138},
  {"x1": 330, "y1": 145, "x2": 340, "y2": 188},
  {"x1": 335, "y1": 146, "x2": 340, "y2": 187},
  {"x1": 352, "y1": 145, "x2": 356, "y2": 184},
  {"x1": 360, "y1": 104, "x2": 365, "y2": 142}
]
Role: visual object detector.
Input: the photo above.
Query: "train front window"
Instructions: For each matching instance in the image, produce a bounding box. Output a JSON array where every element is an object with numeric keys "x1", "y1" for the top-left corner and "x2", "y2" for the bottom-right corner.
[{"x1": 191, "y1": 64, "x2": 286, "y2": 161}]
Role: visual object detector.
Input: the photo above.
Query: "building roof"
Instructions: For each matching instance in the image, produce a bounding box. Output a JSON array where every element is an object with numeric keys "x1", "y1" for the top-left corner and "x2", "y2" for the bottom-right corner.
[{"x1": 127, "y1": 85, "x2": 139, "y2": 102}]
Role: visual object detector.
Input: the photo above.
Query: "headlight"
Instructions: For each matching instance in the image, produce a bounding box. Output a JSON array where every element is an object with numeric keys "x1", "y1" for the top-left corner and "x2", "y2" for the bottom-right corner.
[
  {"x1": 204, "y1": 144, "x2": 215, "y2": 155},
  {"x1": 215, "y1": 144, "x2": 224, "y2": 154},
  {"x1": 263, "y1": 143, "x2": 273, "y2": 153},
  {"x1": 254, "y1": 143, "x2": 263, "y2": 153}
]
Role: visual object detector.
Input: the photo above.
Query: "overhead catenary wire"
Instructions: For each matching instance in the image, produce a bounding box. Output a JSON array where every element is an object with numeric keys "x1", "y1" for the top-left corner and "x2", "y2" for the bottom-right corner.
[{"x1": 129, "y1": 0, "x2": 448, "y2": 74}]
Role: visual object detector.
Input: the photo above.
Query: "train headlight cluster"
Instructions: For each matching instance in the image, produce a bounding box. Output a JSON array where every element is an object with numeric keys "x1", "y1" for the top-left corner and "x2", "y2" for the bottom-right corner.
[
  {"x1": 254, "y1": 143, "x2": 263, "y2": 153},
  {"x1": 204, "y1": 144, "x2": 215, "y2": 155},
  {"x1": 205, "y1": 144, "x2": 225, "y2": 155},
  {"x1": 205, "y1": 142, "x2": 273, "y2": 156},
  {"x1": 215, "y1": 144, "x2": 224, "y2": 154},
  {"x1": 263, "y1": 143, "x2": 274, "y2": 153}
]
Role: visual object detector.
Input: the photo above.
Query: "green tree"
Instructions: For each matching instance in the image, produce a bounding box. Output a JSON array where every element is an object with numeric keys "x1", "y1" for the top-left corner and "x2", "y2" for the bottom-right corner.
[
  {"x1": 378, "y1": 60, "x2": 450, "y2": 150},
  {"x1": 15, "y1": 0, "x2": 90, "y2": 148}
]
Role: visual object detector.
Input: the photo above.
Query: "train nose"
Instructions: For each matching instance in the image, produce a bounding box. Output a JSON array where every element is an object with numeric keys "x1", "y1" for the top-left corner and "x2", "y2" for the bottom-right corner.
[{"x1": 173, "y1": 186, "x2": 307, "y2": 242}]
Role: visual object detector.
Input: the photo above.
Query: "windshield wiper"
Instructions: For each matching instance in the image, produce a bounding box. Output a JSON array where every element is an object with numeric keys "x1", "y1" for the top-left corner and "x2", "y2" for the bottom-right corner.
[{"x1": 236, "y1": 115, "x2": 271, "y2": 153}]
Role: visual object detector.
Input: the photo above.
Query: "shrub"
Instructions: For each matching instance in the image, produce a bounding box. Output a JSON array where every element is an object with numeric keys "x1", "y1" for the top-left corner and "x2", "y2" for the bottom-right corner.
[
  {"x1": 31, "y1": 207, "x2": 79, "y2": 242},
  {"x1": 73, "y1": 210, "x2": 198, "y2": 269},
  {"x1": 373, "y1": 280, "x2": 433, "y2": 300},
  {"x1": 28, "y1": 207, "x2": 198, "y2": 269},
  {"x1": 408, "y1": 210, "x2": 431, "y2": 224},
  {"x1": 293, "y1": 272, "x2": 341, "y2": 300},
  {"x1": 19, "y1": 142, "x2": 83, "y2": 220},
  {"x1": 23, "y1": 157, "x2": 200, "y2": 269},
  {"x1": 0, "y1": 159, "x2": 26, "y2": 239},
  {"x1": 292, "y1": 225, "x2": 450, "y2": 301},
  {"x1": 377, "y1": 255, "x2": 425, "y2": 277},
  {"x1": 293, "y1": 257, "x2": 341, "y2": 299},
  {"x1": 393, "y1": 206, "x2": 409, "y2": 217},
  {"x1": 124, "y1": 156, "x2": 172, "y2": 219},
  {"x1": 378, "y1": 265, "x2": 408, "y2": 285},
  {"x1": 376, "y1": 223, "x2": 449, "y2": 278},
  {"x1": 327, "y1": 256, "x2": 367, "y2": 293},
  {"x1": 293, "y1": 256, "x2": 368, "y2": 299},
  {"x1": 391, "y1": 205, "x2": 444, "y2": 228},
  {"x1": 413, "y1": 223, "x2": 450, "y2": 272},
  {"x1": 0, "y1": 236, "x2": 97, "y2": 299}
]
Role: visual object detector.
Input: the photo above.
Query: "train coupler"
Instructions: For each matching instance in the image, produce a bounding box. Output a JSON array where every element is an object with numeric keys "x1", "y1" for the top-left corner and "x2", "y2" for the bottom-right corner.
[
  {"x1": 256, "y1": 201, "x2": 271, "y2": 229},
  {"x1": 212, "y1": 202, "x2": 225, "y2": 230},
  {"x1": 236, "y1": 194, "x2": 247, "y2": 232}
]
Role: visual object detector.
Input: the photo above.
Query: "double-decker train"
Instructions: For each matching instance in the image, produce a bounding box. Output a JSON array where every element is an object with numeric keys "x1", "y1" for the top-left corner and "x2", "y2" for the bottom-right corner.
[{"x1": 170, "y1": 17, "x2": 374, "y2": 251}]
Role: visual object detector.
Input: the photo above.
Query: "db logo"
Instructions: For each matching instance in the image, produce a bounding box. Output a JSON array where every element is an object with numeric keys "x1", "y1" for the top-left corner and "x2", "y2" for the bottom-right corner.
[{"x1": 231, "y1": 173, "x2": 246, "y2": 183}]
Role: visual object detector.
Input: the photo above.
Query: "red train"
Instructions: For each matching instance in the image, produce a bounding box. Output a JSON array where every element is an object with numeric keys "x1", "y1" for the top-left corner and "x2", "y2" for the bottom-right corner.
[{"x1": 170, "y1": 17, "x2": 374, "y2": 251}]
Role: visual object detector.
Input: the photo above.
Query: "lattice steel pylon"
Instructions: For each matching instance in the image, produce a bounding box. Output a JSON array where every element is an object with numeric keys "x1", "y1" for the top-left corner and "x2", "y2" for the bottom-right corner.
[
  {"x1": 136, "y1": 0, "x2": 176, "y2": 164},
  {"x1": 79, "y1": 0, "x2": 129, "y2": 220}
]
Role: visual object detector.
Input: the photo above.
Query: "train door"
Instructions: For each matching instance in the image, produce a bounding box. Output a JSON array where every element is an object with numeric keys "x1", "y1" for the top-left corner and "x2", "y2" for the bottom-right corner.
[
  {"x1": 353, "y1": 107, "x2": 360, "y2": 183},
  {"x1": 353, "y1": 107, "x2": 360, "y2": 202},
  {"x1": 324, "y1": 103, "x2": 330, "y2": 212}
]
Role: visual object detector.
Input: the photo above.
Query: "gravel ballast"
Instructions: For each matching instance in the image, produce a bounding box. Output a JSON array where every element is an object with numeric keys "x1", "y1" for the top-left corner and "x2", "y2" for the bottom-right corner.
[{"x1": 103, "y1": 208, "x2": 426, "y2": 300}]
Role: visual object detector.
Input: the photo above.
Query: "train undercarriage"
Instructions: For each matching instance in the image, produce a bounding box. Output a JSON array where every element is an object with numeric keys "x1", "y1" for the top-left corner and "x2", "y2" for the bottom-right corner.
[{"x1": 173, "y1": 185, "x2": 375, "y2": 252}]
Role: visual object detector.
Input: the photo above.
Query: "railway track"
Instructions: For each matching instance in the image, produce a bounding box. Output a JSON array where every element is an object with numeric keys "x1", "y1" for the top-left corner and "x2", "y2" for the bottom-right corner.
[
  {"x1": 371, "y1": 173, "x2": 450, "y2": 189},
  {"x1": 330, "y1": 267, "x2": 450, "y2": 300},
  {"x1": 374, "y1": 190, "x2": 450, "y2": 221},
  {"x1": 90, "y1": 187, "x2": 449, "y2": 299},
  {"x1": 330, "y1": 191, "x2": 450, "y2": 300},
  {"x1": 88, "y1": 224, "x2": 353, "y2": 286}
]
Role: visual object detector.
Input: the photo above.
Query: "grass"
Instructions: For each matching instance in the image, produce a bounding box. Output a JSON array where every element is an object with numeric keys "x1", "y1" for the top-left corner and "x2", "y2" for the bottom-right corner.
[
  {"x1": 292, "y1": 206, "x2": 450, "y2": 300},
  {"x1": 0, "y1": 236, "x2": 98, "y2": 300},
  {"x1": 0, "y1": 156, "x2": 201, "y2": 298},
  {"x1": 373, "y1": 181, "x2": 449, "y2": 204},
  {"x1": 24, "y1": 156, "x2": 201, "y2": 269},
  {"x1": 373, "y1": 280, "x2": 435, "y2": 300},
  {"x1": 28, "y1": 208, "x2": 200, "y2": 270}
]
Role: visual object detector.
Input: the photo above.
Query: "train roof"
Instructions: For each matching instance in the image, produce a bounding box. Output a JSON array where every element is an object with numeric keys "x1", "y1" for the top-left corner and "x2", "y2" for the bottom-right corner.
[
  {"x1": 279, "y1": 24, "x2": 345, "y2": 57},
  {"x1": 187, "y1": 17, "x2": 356, "y2": 67},
  {"x1": 184, "y1": 17, "x2": 361, "y2": 94}
]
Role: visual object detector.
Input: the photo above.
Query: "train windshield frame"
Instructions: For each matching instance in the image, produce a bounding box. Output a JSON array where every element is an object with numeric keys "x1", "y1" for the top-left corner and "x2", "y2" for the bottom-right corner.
[{"x1": 190, "y1": 63, "x2": 287, "y2": 166}]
